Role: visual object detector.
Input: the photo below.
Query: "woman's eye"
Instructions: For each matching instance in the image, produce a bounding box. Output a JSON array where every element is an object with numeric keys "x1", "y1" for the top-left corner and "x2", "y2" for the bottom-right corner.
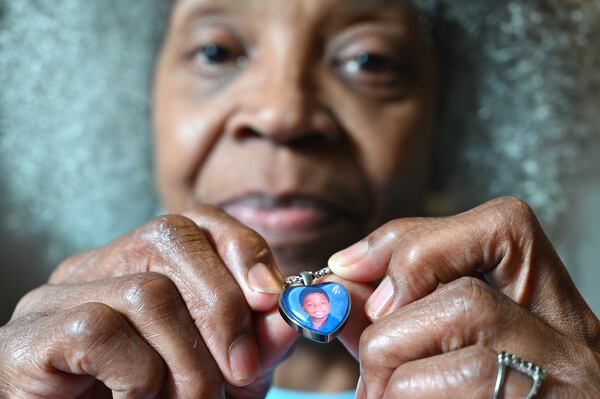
[
  {"x1": 344, "y1": 52, "x2": 398, "y2": 74},
  {"x1": 187, "y1": 36, "x2": 247, "y2": 78},
  {"x1": 195, "y1": 43, "x2": 234, "y2": 65},
  {"x1": 333, "y1": 46, "x2": 413, "y2": 94}
]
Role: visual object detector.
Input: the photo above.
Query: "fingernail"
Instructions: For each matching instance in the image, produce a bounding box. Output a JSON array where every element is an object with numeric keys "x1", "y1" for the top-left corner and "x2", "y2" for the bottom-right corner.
[
  {"x1": 355, "y1": 376, "x2": 367, "y2": 399},
  {"x1": 328, "y1": 240, "x2": 369, "y2": 269},
  {"x1": 228, "y1": 335, "x2": 260, "y2": 384},
  {"x1": 247, "y1": 262, "x2": 283, "y2": 294},
  {"x1": 365, "y1": 276, "x2": 394, "y2": 320}
]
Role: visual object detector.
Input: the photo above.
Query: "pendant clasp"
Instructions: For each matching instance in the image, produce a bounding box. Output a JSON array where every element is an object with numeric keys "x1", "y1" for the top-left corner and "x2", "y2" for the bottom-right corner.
[{"x1": 299, "y1": 271, "x2": 314, "y2": 286}]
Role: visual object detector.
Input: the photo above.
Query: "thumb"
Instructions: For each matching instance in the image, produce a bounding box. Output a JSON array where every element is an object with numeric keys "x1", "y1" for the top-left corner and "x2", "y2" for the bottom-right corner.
[
  {"x1": 254, "y1": 309, "x2": 299, "y2": 371},
  {"x1": 227, "y1": 309, "x2": 298, "y2": 398}
]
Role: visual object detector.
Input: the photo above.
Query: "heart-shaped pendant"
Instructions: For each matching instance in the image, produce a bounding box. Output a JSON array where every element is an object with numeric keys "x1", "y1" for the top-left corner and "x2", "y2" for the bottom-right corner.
[{"x1": 279, "y1": 270, "x2": 351, "y2": 344}]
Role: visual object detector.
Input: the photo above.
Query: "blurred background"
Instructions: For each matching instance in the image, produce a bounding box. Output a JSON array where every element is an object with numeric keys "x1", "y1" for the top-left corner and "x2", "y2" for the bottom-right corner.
[{"x1": 1, "y1": 1, "x2": 599, "y2": 324}]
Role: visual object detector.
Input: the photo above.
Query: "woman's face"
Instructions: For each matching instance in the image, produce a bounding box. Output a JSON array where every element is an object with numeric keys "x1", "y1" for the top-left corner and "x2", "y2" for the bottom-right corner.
[{"x1": 154, "y1": 0, "x2": 438, "y2": 275}]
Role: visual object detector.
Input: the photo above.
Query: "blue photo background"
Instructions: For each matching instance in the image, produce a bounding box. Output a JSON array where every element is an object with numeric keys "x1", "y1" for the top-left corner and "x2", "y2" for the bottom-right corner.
[{"x1": 280, "y1": 282, "x2": 350, "y2": 334}]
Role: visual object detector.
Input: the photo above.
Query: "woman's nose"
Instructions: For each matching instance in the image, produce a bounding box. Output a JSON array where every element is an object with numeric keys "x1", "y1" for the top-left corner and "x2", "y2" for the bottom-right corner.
[{"x1": 226, "y1": 68, "x2": 341, "y2": 145}]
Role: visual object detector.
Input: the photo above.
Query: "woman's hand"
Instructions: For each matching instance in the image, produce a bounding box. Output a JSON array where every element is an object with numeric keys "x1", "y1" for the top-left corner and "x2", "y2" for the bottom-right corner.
[
  {"x1": 330, "y1": 196, "x2": 600, "y2": 398},
  {"x1": 0, "y1": 206, "x2": 297, "y2": 398}
]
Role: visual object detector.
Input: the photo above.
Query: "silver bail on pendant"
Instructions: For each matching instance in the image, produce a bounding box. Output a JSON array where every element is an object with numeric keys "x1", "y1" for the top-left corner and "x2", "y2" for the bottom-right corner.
[{"x1": 299, "y1": 271, "x2": 314, "y2": 286}]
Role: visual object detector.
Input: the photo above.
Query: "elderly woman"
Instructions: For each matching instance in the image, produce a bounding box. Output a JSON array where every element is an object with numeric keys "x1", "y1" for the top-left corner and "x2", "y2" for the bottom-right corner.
[{"x1": 0, "y1": 0, "x2": 598, "y2": 398}]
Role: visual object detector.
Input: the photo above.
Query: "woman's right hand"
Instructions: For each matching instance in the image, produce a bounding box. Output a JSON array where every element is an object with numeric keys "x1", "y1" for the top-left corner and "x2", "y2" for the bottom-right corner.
[{"x1": 0, "y1": 206, "x2": 299, "y2": 398}]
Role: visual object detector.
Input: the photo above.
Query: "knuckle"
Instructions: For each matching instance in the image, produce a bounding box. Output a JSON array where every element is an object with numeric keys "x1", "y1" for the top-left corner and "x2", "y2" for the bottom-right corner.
[
  {"x1": 128, "y1": 374, "x2": 164, "y2": 399},
  {"x1": 376, "y1": 217, "x2": 423, "y2": 243},
  {"x1": 120, "y1": 273, "x2": 180, "y2": 313},
  {"x1": 398, "y1": 239, "x2": 425, "y2": 267},
  {"x1": 12, "y1": 286, "x2": 49, "y2": 319},
  {"x1": 55, "y1": 304, "x2": 165, "y2": 398},
  {"x1": 494, "y1": 196, "x2": 537, "y2": 227},
  {"x1": 190, "y1": 204, "x2": 271, "y2": 257},
  {"x1": 63, "y1": 303, "x2": 124, "y2": 348},
  {"x1": 387, "y1": 371, "x2": 411, "y2": 397},
  {"x1": 189, "y1": 282, "x2": 251, "y2": 339},
  {"x1": 460, "y1": 345, "x2": 498, "y2": 380},
  {"x1": 144, "y1": 214, "x2": 202, "y2": 245},
  {"x1": 380, "y1": 220, "x2": 404, "y2": 242},
  {"x1": 389, "y1": 238, "x2": 430, "y2": 284},
  {"x1": 0, "y1": 320, "x2": 38, "y2": 369},
  {"x1": 55, "y1": 254, "x2": 76, "y2": 273},
  {"x1": 50, "y1": 250, "x2": 95, "y2": 283},
  {"x1": 113, "y1": 363, "x2": 164, "y2": 399},
  {"x1": 140, "y1": 214, "x2": 210, "y2": 258},
  {"x1": 448, "y1": 277, "x2": 499, "y2": 318},
  {"x1": 497, "y1": 195, "x2": 531, "y2": 213},
  {"x1": 194, "y1": 203, "x2": 226, "y2": 217},
  {"x1": 358, "y1": 329, "x2": 370, "y2": 358},
  {"x1": 227, "y1": 226, "x2": 269, "y2": 258},
  {"x1": 359, "y1": 325, "x2": 386, "y2": 368}
]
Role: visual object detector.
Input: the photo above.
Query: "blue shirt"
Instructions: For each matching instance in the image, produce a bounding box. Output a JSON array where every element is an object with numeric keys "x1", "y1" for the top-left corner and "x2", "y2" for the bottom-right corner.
[
  {"x1": 266, "y1": 387, "x2": 354, "y2": 399},
  {"x1": 310, "y1": 315, "x2": 341, "y2": 334}
]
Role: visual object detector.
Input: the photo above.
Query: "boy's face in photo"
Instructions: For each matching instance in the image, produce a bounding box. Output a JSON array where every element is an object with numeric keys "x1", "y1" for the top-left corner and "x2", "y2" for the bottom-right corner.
[
  {"x1": 153, "y1": 0, "x2": 439, "y2": 275},
  {"x1": 301, "y1": 292, "x2": 331, "y2": 321}
]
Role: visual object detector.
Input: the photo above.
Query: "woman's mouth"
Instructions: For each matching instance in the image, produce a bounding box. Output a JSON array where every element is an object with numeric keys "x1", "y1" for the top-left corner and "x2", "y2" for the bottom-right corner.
[
  {"x1": 222, "y1": 194, "x2": 341, "y2": 233},
  {"x1": 220, "y1": 194, "x2": 351, "y2": 248}
]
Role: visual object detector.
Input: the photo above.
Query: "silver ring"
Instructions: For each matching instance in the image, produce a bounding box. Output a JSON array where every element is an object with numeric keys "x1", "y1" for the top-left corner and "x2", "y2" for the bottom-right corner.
[{"x1": 493, "y1": 351, "x2": 546, "y2": 399}]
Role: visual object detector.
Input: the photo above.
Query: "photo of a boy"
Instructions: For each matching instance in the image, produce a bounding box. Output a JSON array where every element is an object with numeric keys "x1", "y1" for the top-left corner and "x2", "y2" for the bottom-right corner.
[{"x1": 299, "y1": 287, "x2": 340, "y2": 332}]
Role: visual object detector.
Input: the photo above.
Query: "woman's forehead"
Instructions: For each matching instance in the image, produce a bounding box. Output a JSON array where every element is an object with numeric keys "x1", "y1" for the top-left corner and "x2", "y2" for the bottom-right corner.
[
  {"x1": 173, "y1": 0, "x2": 410, "y2": 18},
  {"x1": 171, "y1": 0, "x2": 415, "y2": 35},
  {"x1": 176, "y1": 0, "x2": 404, "y2": 7}
]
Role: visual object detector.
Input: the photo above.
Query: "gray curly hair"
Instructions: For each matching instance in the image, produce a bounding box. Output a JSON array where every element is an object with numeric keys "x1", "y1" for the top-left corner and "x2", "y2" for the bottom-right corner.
[{"x1": 413, "y1": 1, "x2": 600, "y2": 233}]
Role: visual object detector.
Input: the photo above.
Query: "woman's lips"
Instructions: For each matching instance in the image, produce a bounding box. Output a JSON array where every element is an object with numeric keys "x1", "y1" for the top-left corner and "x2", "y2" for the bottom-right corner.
[
  {"x1": 219, "y1": 193, "x2": 358, "y2": 249},
  {"x1": 224, "y1": 200, "x2": 338, "y2": 233}
]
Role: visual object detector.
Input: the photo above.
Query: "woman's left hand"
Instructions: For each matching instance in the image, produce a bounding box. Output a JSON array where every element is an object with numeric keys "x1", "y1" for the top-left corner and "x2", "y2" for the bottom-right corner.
[{"x1": 330, "y1": 196, "x2": 600, "y2": 398}]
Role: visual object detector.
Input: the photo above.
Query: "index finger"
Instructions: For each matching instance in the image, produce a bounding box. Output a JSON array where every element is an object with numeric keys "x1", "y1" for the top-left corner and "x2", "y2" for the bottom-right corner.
[{"x1": 183, "y1": 205, "x2": 284, "y2": 312}]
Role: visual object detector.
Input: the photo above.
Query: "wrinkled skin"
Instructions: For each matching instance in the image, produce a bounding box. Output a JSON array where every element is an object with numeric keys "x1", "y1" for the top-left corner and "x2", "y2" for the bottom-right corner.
[
  {"x1": 330, "y1": 197, "x2": 600, "y2": 398},
  {"x1": 153, "y1": 0, "x2": 438, "y2": 275},
  {"x1": 1, "y1": 0, "x2": 598, "y2": 398}
]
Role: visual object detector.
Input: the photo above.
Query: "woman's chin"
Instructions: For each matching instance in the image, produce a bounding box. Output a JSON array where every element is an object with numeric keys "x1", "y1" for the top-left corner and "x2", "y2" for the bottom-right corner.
[
  {"x1": 262, "y1": 218, "x2": 361, "y2": 276},
  {"x1": 256, "y1": 215, "x2": 353, "y2": 248}
]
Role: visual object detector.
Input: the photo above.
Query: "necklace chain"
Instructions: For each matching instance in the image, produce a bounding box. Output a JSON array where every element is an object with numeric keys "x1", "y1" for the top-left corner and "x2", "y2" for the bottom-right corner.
[{"x1": 284, "y1": 267, "x2": 332, "y2": 288}]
